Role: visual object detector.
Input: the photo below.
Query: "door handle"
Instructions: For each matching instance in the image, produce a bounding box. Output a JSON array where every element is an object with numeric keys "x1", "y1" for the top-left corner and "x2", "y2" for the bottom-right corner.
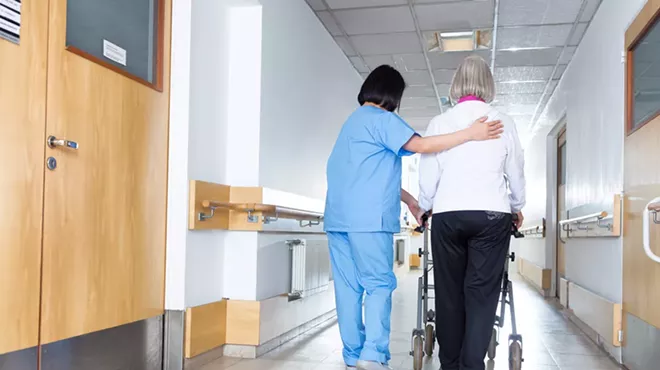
[
  {"x1": 642, "y1": 197, "x2": 660, "y2": 263},
  {"x1": 47, "y1": 135, "x2": 79, "y2": 150}
]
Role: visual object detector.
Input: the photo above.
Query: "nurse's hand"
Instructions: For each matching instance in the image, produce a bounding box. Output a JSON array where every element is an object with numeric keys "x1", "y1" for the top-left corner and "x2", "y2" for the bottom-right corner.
[
  {"x1": 407, "y1": 201, "x2": 424, "y2": 226},
  {"x1": 468, "y1": 117, "x2": 503, "y2": 140}
]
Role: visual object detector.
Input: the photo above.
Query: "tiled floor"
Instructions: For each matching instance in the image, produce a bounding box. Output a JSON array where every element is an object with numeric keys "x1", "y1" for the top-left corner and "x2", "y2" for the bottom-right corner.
[{"x1": 201, "y1": 272, "x2": 623, "y2": 370}]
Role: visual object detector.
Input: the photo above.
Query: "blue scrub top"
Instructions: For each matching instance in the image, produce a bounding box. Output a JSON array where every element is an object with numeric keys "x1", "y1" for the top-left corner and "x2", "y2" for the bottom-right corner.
[{"x1": 325, "y1": 105, "x2": 418, "y2": 233}]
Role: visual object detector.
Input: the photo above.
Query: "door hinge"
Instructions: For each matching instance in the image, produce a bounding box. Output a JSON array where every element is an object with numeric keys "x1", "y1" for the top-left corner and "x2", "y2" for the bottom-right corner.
[
  {"x1": 621, "y1": 51, "x2": 627, "y2": 64},
  {"x1": 618, "y1": 329, "x2": 624, "y2": 344}
]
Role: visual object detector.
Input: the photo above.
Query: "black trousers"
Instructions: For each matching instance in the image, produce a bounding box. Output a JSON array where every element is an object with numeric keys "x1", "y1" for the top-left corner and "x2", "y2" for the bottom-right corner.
[{"x1": 431, "y1": 211, "x2": 512, "y2": 370}]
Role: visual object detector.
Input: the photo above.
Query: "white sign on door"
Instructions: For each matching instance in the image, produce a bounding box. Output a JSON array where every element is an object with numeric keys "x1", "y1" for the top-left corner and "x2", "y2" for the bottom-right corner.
[{"x1": 0, "y1": 0, "x2": 20, "y2": 44}]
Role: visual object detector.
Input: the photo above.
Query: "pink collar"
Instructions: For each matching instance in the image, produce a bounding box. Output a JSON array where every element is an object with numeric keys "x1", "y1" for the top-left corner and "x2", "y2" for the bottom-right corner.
[{"x1": 457, "y1": 95, "x2": 485, "y2": 104}]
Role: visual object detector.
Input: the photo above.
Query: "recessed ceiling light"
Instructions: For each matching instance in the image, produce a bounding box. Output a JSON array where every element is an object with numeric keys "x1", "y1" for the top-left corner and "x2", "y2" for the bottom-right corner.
[{"x1": 425, "y1": 29, "x2": 493, "y2": 53}]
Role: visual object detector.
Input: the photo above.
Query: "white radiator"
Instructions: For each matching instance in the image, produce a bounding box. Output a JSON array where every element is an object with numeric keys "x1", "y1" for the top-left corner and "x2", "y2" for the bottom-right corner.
[{"x1": 288, "y1": 239, "x2": 330, "y2": 299}]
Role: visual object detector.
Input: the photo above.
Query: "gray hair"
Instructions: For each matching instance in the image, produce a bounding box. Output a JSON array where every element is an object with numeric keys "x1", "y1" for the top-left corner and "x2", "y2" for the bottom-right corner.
[{"x1": 449, "y1": 55, "x2": 495, "y2": 103}]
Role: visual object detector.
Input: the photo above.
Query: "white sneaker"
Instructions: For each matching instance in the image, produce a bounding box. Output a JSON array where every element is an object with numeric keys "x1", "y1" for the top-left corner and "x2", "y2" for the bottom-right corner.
[{"x1": 356, "y1": 360, "x2": 392, "y2": 370}]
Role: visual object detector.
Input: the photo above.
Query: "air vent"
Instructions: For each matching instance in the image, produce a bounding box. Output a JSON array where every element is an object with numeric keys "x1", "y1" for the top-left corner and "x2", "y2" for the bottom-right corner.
[{"x1": 426, "y1": 29, "x2": 493, "y2": 53}]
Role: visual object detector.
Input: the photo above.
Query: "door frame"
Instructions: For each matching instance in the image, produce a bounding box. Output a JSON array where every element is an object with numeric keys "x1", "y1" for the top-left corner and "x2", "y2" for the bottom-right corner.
[{"x1": 546, "y1": 116, "x2": 567, "y2": 299}]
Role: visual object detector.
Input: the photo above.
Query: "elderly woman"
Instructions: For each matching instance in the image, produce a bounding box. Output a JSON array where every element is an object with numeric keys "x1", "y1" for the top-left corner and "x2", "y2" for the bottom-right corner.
[{"x1": 417, "y1": 55, "x2": 526, "y2": 370}]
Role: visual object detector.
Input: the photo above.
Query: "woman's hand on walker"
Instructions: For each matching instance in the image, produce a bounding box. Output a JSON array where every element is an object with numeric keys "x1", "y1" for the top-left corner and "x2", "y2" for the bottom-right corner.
[{"x1": 467, "y1": 117, "x2": 503, "y2": 141}]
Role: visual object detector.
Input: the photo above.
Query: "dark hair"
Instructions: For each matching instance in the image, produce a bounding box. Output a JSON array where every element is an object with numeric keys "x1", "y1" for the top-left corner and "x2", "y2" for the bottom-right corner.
[{"x1": 358, "y1": 65, "x2": 406, "y2": 112}]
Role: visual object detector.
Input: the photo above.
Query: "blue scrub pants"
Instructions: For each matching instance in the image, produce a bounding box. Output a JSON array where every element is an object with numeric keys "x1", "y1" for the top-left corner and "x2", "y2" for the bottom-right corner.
[{"x1": 327, "y1": 232, "x2": 397, "y2": 366}]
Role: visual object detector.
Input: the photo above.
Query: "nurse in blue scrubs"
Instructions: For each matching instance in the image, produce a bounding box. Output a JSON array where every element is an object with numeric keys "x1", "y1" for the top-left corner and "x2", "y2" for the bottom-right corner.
[{"x1": 324, "y1": 65, "x2": 503, "y2": 370}]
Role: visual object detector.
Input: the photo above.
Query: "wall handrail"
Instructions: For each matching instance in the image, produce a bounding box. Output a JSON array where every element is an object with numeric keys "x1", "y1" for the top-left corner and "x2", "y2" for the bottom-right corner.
[
  {"x1": 558, "y1": 211, "x2": 608, "y2": 243},
  {"x1": 559, "y1": 211, "x2": 608, "y2": 230},
  {"x1": 519, "y1": 218, "x2": 546, "y2": 238},
  {"x1": 199, "y1": 200, "x2": 324, "y2": 226},
  {"x1": 643, "y1": 197, "x2": 660, "y2": 264}
]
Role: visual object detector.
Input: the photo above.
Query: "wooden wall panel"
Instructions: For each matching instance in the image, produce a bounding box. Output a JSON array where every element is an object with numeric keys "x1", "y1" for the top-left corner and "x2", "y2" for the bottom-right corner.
[
  {"x1": 185, "y1": 301, "x2": 227, "y2": 358},
  {"x1": 226, "y1": 301, "x2": 260, "y2": 346},
  {"x1": 569, "y1": 282, "x2": 622, "y2": 347},
  {"x1": 519, "y1": 258, "x2": 551, "y2": 292},
  {"x1": 188, "y1": 181, "x2": 265, "y2": 231}
]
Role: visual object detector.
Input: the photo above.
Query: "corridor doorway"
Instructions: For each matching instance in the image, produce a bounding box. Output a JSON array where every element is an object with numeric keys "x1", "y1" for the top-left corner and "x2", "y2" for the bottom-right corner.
[{"x1": 556, "y1": 126, "x2": 567, "y2": 299}]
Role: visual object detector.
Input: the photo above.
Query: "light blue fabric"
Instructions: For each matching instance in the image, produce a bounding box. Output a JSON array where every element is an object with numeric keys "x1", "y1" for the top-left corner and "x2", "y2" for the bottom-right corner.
[
  {"x1": 324, "y1": 105, "x2": 417, "y2": 233},
  {"x1": 328, "y1": 231, "x2": 397, "y2": 366}
]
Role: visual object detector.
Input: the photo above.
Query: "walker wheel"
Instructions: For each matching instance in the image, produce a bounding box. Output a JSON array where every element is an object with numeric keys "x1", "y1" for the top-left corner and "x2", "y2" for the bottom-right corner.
[
  {"x1": 488, "y1": 328, "x2": 498, "y2": 360},
  {"x1": 508, "y1": 341, "x2": 523, "y2": 370},
  {"x1": 413, "y1": 335, "x2": 423, "y2": 370},
  {"x1": 424, "y1": 324, "x2": 435, "y2": 356}
]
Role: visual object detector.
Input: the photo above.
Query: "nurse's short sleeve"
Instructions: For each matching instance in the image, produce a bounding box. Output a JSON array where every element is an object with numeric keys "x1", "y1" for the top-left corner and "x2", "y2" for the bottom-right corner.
[{"x1": 372, "y1": 113, "x2": 418, "y2": 157}]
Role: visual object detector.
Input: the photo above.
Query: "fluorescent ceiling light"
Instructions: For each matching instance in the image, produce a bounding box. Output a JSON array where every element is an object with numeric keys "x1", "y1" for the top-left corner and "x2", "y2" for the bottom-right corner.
[{"x1": 440, "y1": 31, "x2": 474, "y2": 38}]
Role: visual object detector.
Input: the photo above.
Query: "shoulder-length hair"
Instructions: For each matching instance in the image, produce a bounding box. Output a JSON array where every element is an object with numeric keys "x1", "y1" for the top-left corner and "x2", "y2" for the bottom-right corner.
[
  {"x1": 449, "y1": 55, "x2": 495, "y2": 103},
  {"x1": 358, "y1": 65, "x2": 406, "y2": 112}
]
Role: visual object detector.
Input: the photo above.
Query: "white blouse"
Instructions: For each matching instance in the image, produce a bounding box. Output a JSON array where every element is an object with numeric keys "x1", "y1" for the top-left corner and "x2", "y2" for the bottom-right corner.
[{"x1": 418, "y1": 101, "x2": 526, "y2": 215}]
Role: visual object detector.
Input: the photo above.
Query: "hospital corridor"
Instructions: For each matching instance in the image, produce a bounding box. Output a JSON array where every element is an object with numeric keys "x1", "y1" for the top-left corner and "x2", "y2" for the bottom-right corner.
[{"x1": 1, "y1": 0, "x2": 660, "y2": 370}]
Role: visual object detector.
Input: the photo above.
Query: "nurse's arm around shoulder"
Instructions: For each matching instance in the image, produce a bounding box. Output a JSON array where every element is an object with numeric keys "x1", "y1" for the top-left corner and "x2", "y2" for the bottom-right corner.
[
  {"x1": 504, "y1": 117, "x2": 526, "y2": 228},
  {"x1": 403, "y1": 117, "x2": 503, "y2": 154}
]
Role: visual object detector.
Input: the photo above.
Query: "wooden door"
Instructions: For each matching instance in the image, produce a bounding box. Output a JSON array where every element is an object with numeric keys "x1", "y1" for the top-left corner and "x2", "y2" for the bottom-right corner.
[
  {"x1": 623, "y1": 0, "x2": 660, "y2": 353},
  {"x1": 39, "y1": 0, "x2": 172, "y2": 344},
  {"x1": 0, "y1": 1, "x2": 48, "y2": 356},
  {"x1": 556, "y1": 128, "x2": 567, "y2": 297}
]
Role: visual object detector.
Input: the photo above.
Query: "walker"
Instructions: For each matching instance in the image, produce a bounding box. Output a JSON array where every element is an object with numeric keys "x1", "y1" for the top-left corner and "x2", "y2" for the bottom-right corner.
[{"x1": 409, "y1": 215, "x2": 524, "y2": 370}]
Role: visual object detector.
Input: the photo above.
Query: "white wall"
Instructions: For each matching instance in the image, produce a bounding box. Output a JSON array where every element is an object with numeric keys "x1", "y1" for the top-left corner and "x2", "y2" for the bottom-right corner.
[
  {"x1": 183, "y1": 0, "x2": 263, "y2": 307},
  {"x1": 519, "y1": 0, "x2": 647, "y2": 303},
  {"x1": 254, "y1": 0, "x2": 361, "y2": 302},
  {"x1": 168, "y1": 0, "x2": 359, "y2": 307},
  {"x1": 165, "y1": 0, "x2": 193, "y2": 311},
  {"x1": 258, "y1": 0, "x2": 363, "y2": 200}
]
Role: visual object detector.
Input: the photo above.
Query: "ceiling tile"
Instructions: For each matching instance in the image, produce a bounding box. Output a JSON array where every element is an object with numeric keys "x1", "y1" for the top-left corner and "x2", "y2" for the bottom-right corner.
[
  {"x1": 399, "y1": 107, "x2": 442, "y2": 118},
  {"x1": 415, "y1": 0, "x2": 482, "y2": 3},
  {"x1": 436, "y1": 83, "x2": 451, "y2": 96},
  {"x1": 580, "y1": 0, "x2": 602, "y2": 22},
  {"x1": 402, "y1": 71, "x2": 433, "y2": 85},
  {"x1": 306, "y1": 0, "x2": 326, "y2": 11},
  {"x1": 350, "y1": 57, "x2": 369, "y2": 73},
  {"x1": 433, "y1": 69, "x2": 455, "y2": 84},
  {"x1": 494, "y1": 66, "x2": 554, "y2": 82},
  {"x1": 404, "y1": 85, "x2": 437, "y2": 98},
  {"x1": 492, "y1": 93, "x2": 542, "y2": 106},
  {"x1": 334, "y1": 37, "x2": 357, "y2": 56},
  {"x1": 497, "y1": 24, "x2": 573, "y2": 49},
  {"x1": 401, "y1": 97, "x2": 438, "y2": 109},
  {"x1": 497, "y1": 81, "x2": 546, "y2": 94},
  {"x1": 395, "y1": 54, "x2": 428, "y2": 70},
  {"x1": 569, "y1": 23, "x2": 589, "y2": 46},
  {"x1": 499, "y1": 0, "x2": 582, "y2": 26},
  {"x1": 429, "y1": 50, "x2": 491, "y2": 69},
  {"x1": 326, "y1": 0, "x2": 408, "y2": 9},
  {"x1": 351, "y1": 33, "x2": 422, "y2": 55},
  {"x1": 553, "y1": 64, "x2": 567, "y2": 79},
  {"x1": 363, "y1": 55, "x2": 396, "y2": 70},
  {"x1": 559, "y1": 46, "x2": 576, "y2": 64},
  {"x1": 496, "y1": 48, "x2": 561, "y2": 66},
  {"x1": 317, "y1": 11, "x2": 343, "y2": 36},
  {"x1": 334, "y1": 7, "x2": 415, "y2": 35},
  {"x1": 414, "y1": 2, "x2": 494, "y2": 31}
]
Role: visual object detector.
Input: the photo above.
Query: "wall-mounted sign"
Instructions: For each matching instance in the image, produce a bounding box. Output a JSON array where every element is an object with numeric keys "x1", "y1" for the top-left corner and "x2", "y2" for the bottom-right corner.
[
  {"x1": 66, "y1": 0, "x2": 162, "y2": 89},
  {"x1": 0, "y1": 0, "x2": 20, "y2": 44}
]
